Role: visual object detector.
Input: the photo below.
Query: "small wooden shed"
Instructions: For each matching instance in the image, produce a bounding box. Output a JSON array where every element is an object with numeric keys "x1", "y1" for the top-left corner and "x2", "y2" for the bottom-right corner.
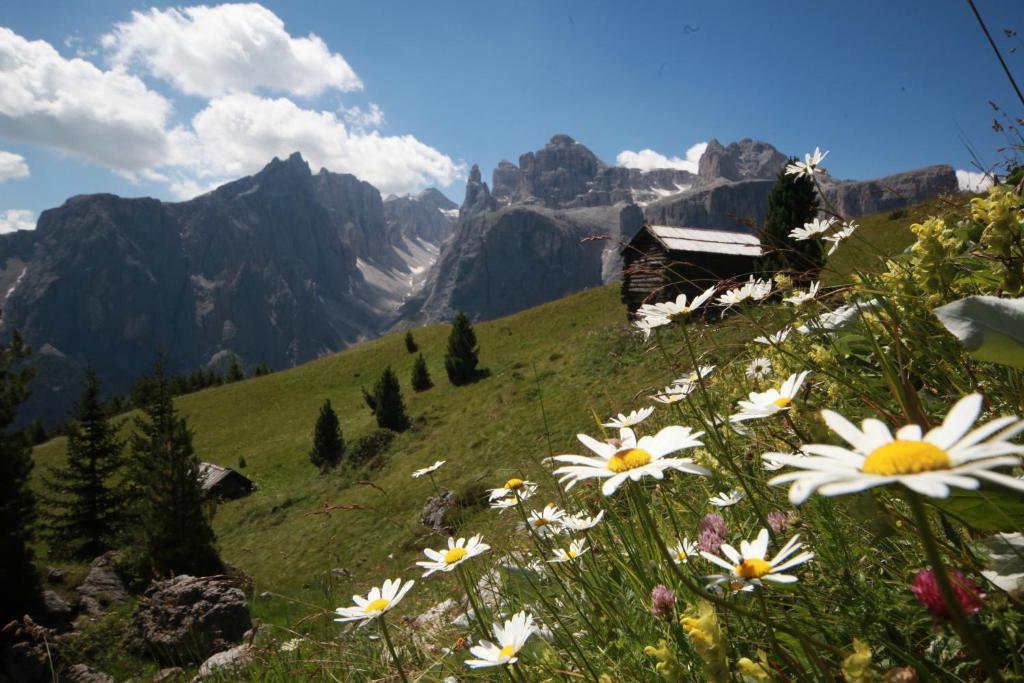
[
  {"x1": 621, "y1": 224, "x2": 762, "y2": 313},
  {"x1": 199, "y1": 462, "x2": 253, "y2": 500}
]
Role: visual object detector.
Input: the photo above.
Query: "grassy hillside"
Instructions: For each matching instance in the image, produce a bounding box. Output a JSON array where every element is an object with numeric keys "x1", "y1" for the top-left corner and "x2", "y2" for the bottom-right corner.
[{"x1": 29, "y1": 196, "x2": 959, "y2": 659}]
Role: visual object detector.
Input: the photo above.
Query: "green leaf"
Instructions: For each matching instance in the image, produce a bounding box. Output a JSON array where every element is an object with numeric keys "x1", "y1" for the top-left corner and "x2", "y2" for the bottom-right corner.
[
  {"x1": 932, "y1": 295, "x2": 1024, "y2": 369},
  {"x1": 933, "y1": 488, "x2": 1024, "y2": 532}
]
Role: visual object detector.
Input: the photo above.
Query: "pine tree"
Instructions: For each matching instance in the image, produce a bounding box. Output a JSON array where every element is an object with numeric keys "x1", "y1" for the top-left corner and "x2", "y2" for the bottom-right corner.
[
  {"x1": 253, "y1": 362, "x2": 270, "y2": 377},
  {"x1": 757, "y1": 161, "x2": 822, "y2": 277},
  {"x1": 0, "y1": 331, "x2": 40, "y2": 622},
  {"x1": 25, "y1": 419, "x2": 46, "y2": 445},
  {"x1": 372, "y1": 366, "x2": 410, "y2": 431},
  {"x1": 444, "y1": 312, "x2": 480, "y2": 385},
  {"x1": 309, "y1": 399, "x2": 344, "y2": 472},
  {"x1": 41, "y1": 368, "x2": 124, "y2": 560},
  {"x1": 226, "y1": 354, "x2": 245, "y2": 382},
  {"x1": 410, "y1": 354, "x2": 433, "y2": 392},
  {"x1": 126, "y1": 358, "x2": 221, "y2": 577},
  {"x1": 404, "y1": 331, "x2": 418, "y2": 354}
]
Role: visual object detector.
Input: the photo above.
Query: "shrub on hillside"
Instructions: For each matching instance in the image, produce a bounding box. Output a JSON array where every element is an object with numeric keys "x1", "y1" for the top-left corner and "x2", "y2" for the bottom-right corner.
[{"x1": 347, "y1": 429, "x2": 396, "y2": 467}]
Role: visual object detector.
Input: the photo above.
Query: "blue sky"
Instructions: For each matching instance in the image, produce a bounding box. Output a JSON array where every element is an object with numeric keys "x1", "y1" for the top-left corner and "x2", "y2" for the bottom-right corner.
[{"x1": 0, "y1": 0, "x2": 1021, "y2": 231}]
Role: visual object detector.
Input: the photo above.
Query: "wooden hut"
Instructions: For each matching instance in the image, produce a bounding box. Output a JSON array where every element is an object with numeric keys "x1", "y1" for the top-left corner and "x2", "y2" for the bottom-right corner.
[
  {"x1": 199, "y1": 462, "x2": 253, "y2": 500},
  {"x1": 621, "y1": 224, "x2": 762, "y2": 314}
]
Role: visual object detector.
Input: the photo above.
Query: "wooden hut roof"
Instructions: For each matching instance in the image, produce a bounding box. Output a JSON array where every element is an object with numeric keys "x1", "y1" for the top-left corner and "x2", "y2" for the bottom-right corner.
[
  {"x1": 626, "y1": 225, "x2": 762, "y2": 258},
  {"x1": 199, "y1": 462, "x2": 250, "y2": 491}
]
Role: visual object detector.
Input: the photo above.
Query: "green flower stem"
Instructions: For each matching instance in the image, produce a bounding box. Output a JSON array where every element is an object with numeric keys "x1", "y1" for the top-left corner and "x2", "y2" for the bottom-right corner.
[
  {"x1": 377, "y1": 616, "x2": 409, "y2": 683},
  {"x1": 906, "y1": 491, "x2": 1004, "y2": 683},
  {"x1": 456, "y1": 564, "x2": 490, "y2": 639}
]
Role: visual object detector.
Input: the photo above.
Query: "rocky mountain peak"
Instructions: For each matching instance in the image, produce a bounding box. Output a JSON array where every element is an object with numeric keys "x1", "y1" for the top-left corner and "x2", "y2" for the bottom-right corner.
[
  {"x1": 460, "y1": 164, "x2": 496, "y2": 218},
  {"x1": 697, "y1": 138, "x2": 788, "y2": 185}
]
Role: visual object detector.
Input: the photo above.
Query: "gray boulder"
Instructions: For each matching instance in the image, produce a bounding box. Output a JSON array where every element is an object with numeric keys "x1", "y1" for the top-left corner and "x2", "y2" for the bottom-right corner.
[
  {"x1": 191, "y1": 644, "x2": 253, "y2": 682},
  {"x1": 420, "y1": 490, "x2": 458, "y2": 535},
  {"x1": 63, "y1": 664, "x2": 114, "y2": 683},
  {"x1": 130, "y1": 575, "x2": 251, "y2": 665},
  {"x1": 76, "y1": 553, "x2": 127, "y2": 617},
  {"x1": 37, "y1": 591, "x2": 74, "y2": 631}
]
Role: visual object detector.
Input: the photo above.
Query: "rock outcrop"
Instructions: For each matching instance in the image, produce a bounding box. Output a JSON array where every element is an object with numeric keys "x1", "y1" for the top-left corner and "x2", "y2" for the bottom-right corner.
[
  {"x1": 820, "y1": 165, "x2": 958, "y2": 217},
  {"x1": 130, "y1": 575, "x2": 251, "y2": 665},
  {"x1": 383, "y1": 188, "x2": 457, "y2": 245},
  {"x1": 75, "y1": 553, "x2": 128, "y2": 617},
  {"x1": 63, "y1": 664, "x2": 114, "y2": 683}
]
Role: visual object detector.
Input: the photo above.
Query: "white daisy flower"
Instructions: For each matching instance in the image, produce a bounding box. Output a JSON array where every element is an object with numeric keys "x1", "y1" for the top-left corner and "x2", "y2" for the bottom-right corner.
[
  {"x1": 717, "y1": 277, "x2": 771, "y2": 307},
  {"x1": 490, "y1": 485, "x2": 538, "y2": 510},
  {"x1": 671, "y1": 538, "x2": 698, "y2": 564},
  {"x1": 549, "y1": 539, "x2": 589, "y2": 563},
  {"x1": 702, "y1": 528, "x2": 814, "y2": 591},
  {"x1": 788, "y1": 217, "x2": 835, "y2": 241},
  {"x1": 753, "y1": 327, "x2": 791, "y2": 345},
  {"x1": 785, "y1": 147, "x2": 829, "y2": 178},
  {"x1": 489, "y1": 478, "x2": 538, "y2": 501},
  {"x1": 560, "y1": 510, "x2": 605, "y2": 532},
  {"x1": 650, "y1": 383, "x2": 695, "y2": 404},
  {"x1": 783, "y1": 282, "x2": 820, "y2": 306},
  {"x1": 412, "y1": 460, "x2": 446, "y2": 478},
  {"x1": 603, "y1": 407, "x2": 655, "y2": 429},
  {"x1": 551, "y1": 425, "x2": 709, "y2": 496},
  {"x1": 334, "y1": 578, "x2": 415, "y2": 626},
  {"x1": 796, "y1": 299, "x2": 879, "y2": 335},
  {"x1": 768, "y1": 394, "x2": 1024, "y2": 504},
  {"x1": 709, "y1": 489, "x2": 745, "y2": 507},
  {"x1": 674, "y1": 365, "x2": 716, "y2": 388},
  {"x1": 745, "y1": 357, "x2": 773, "y2": 380},
  {"x1": 731, "y1": 371, "x2": 810, "y2": 423},
  {"x1": 465, "y1": 611, "x2": 536, "y2": 669},
  {"x1": 279, "y1": 637, "x2": 304, "y2": 652},
  {"x1": 525, "y1": 504, "x2": 568, "y2": 537},
  {"x1": 416, "y1": 535, "x2": 491, "y2": 577},
  {"x1": 823, "y1": 221, "x2": 858, "y2": 256},
  {"x1": 636, "y1": 287, "x2": 718, "y2": 331}
]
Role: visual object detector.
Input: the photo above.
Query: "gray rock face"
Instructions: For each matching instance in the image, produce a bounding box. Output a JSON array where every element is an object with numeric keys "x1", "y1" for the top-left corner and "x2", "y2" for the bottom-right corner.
[
  {"x1": 420, "y1": 490, "x2": 458, "y2": 535},
  {"x1": 405, "y1": 204, "x2": 614, "y2": 324},
  {"x1": 460, "y1": 164, "x2": 497, "y2": 218},
  {"x1": 515, "y1": 134, "x2": 606, "y2": 207},
  {"x1": 383, "y1": 188, "x2": 457, "y2": 245},
  {"x1": 131, "y1": 575, "x2": 251, "y2": 665},
  {"x1": 643, "y1": 179, "x2": 776, "y2": 232},
  {"x1": 37, "y1": 591, "x2": 74, "y2": 631},
  {"x1": 697, "y1": 138, "x2": 789, "y2": 185},
  {"x1": 820, "y1": 165, "x2": 958, "y2": 217}
]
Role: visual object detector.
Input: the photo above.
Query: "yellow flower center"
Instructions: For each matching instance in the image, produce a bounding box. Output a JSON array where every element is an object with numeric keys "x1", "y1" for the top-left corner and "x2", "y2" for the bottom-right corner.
[
  {"x1": 504, "y1": 478, "x2": 525, "y2": 490},
  {"x1": 499, "y1": 644, "x2": 515, "y2": 659},
  {"x1": 533, "y1": 517, "x2": 550, "y2": 528},
  {"x1": 861, "y1": 440, "x2": 952, "y2": 476},
  {"x1": 444, "y1": 547, "x2": 468, "y2": 565},
  {"x1": 668, "y1": 307, "x2": 690, "y2": 321},
  {"x1": 568, "y1": 549, "x2": 578, "y2": 559},
  {"x1": 773, "y1": 397, "x2": 792, "y2": 409},
  {"x1": 676, "y1": 550, "x2": 687, "y2": 561},
  {"x1": 608, "y1": 448, "x2": 653, "y2": 473},
  {"x1": 735, "y1": 558, "x2": 772, "y2": 580},
  {"x1": 365, "y1": 598, "x2": 390, "y2": 613}
]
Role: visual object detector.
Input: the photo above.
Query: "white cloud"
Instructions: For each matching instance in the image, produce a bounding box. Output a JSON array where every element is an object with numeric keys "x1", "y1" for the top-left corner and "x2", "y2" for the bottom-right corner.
[
  {"x1": 0, "y1": 151, "x2": 29, "y2": 181},
  {"x1": 342, "y1": 103, "x2": 385, "y2": 130},
  {"x1": 102, "y1": 3, "x2": 362, "y2": 98},
  {"x1": 616, "y1": 142, "x2": 708, "y2": 173},
  {"x1": 169, "y1": 94, "x2": 464, "y2": 198},
  {"x1": 0, "y1": 27, "x2": 173, "y2": 179},
  {"x1": 0, "y1": 209, "x2": 35, "y2": 233},
  {"x1": 957, "y1": 169, "x2": 994, "y2": 193}
]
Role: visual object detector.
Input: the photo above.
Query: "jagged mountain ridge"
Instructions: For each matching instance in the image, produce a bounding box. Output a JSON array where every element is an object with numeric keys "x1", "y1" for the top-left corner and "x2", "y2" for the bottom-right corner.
[
  {"x1": 1, "y1": 153, "x2": 455, "y2": 425},
  {"x1": 405, "y1": 135, "x2": 959, "y2": 326}
]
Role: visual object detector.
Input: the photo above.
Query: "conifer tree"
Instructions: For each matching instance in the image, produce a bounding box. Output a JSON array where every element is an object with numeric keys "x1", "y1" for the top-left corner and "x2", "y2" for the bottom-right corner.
[
  {"x1": 309, "y1": 399, "x2": 344, "y2": 472},
  {"x1": 404, "y1": 331, "x2": 418, "y2": 354},
  {"x1": 226, "y1": 354, "x2": 245, "y2": 382},
  {"x1": 42, "y1": 368, "x2": 124, "y2": 560},
  {"x1": 372, "y1": 366, "x2": 410, "y2": 431},
  {"x1": 26, "y1": 419, "x2": 46, "y2": 445},
  {"x1": 444, "y1": 312, "x2": 480, "y2": 385},
  {"x1": 0, "y1": 331, "x2": 40, "y2": 622},
  {"x1": 253, "y1": 362, "x2": 270, "y2": 377},
  {"x1": 757, "y1": 161, "x2": 823, "y2": 277},
  {"x1": 410, "y1": 354, "x2": 433, "y2": 392},
  {"x1": 127, "y1": 358, "x2": 221, "y2": 577}
]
